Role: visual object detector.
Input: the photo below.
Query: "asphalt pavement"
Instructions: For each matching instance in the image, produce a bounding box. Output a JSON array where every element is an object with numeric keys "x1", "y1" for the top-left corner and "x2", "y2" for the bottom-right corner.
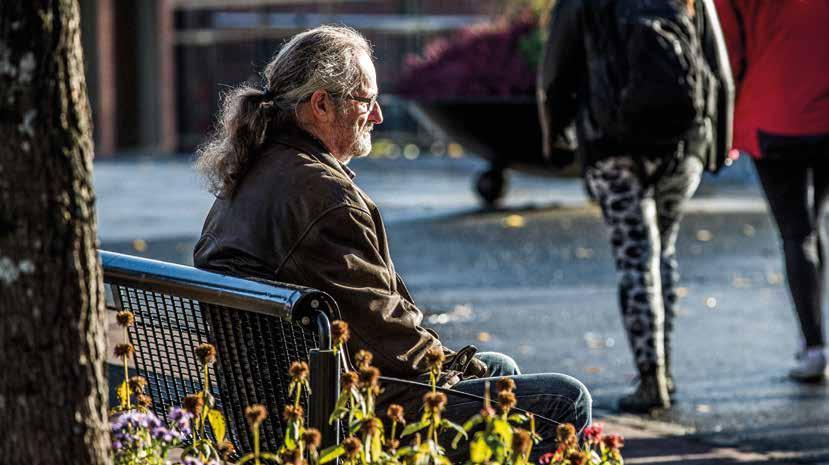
[{"x1": 95, "y1": 153, "x2": 829, "y2": 464}]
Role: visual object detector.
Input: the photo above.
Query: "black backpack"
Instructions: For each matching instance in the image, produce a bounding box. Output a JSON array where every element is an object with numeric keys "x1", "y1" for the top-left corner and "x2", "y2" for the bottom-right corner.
[{"x1": 595, "y1": 0, "x2": 712, "y2": 148}]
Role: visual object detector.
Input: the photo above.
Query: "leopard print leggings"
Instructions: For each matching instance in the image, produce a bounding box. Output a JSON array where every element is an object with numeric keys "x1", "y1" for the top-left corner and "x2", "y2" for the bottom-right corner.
[{"x1": 586, "y1": 155, "x2": 703, "y2": 374}]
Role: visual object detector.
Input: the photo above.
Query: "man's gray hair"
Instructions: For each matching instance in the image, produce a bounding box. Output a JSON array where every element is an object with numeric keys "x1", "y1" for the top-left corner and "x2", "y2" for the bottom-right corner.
[{"x1": 196, "y1": 25, "x2": 372, "y2": 198}]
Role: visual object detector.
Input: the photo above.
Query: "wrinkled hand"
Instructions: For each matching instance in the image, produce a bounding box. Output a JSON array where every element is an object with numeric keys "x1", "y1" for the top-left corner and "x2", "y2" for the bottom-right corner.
[{"x1": 464, "y1": 357, "x2": 488, "y2": 378}]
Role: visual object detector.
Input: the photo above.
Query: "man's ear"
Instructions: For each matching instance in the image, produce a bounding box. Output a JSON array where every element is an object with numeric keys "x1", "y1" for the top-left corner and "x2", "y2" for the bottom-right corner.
[{"x1": 308, "y1": 89, "x2": 335, "y2": 123}]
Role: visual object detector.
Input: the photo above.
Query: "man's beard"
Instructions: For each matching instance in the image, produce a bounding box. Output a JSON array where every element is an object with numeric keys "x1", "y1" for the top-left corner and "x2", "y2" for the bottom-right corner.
[{"x1": 336, "y1": 122, "x2": 373, "y2": 163}]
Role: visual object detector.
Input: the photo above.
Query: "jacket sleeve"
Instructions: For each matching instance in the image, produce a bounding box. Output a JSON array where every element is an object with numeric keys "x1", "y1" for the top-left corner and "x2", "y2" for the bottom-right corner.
[
  {"x1": 286, "y1": 205, "x2": 442, "y2": 378},
  {"x1": 536, "y1": 0, "x2": 585, "y2": 162},
  {"x1": 702, "y1": 0, "x2": 735, "y2": 169}
]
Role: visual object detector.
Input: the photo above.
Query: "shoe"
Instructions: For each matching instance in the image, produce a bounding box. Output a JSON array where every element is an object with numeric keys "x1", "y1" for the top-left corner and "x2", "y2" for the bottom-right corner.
[
  {"x1": 789, "y1": 347, "x2": 827, "y2": 382},
  {"x1": 618, "y1": 372, "x2": 671, "y2": 413}
]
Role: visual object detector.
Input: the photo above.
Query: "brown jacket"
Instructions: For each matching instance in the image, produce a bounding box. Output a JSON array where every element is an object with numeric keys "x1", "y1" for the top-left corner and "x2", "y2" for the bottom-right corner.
[{"x1": 193, "y1": 127, "x2": 444, "y2": 378}]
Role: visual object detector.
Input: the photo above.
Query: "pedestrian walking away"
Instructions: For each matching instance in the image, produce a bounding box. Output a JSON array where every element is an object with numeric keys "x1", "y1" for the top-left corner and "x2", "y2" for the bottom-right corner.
[
  {"x1": 716, "y1": 0, "x2": 829, "y2": 382},
  {"x1": 191, "y1": 25, "x2": 592, "y2": 458},
  {"x1": 538, "y1": 0, "x2": 734, "y2": 412}
]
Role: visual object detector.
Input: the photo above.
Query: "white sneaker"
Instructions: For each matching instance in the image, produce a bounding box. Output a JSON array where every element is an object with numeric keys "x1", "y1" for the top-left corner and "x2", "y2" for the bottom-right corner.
[{"x1": 789, "y1": 348, "x2": 827, "y2": 382}]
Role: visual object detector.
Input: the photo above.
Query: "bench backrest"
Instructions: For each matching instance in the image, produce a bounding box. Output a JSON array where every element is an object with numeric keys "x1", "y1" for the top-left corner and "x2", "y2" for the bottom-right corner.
[{"x1": 101, "y1": 250, "x2": 341, "y2": 453}]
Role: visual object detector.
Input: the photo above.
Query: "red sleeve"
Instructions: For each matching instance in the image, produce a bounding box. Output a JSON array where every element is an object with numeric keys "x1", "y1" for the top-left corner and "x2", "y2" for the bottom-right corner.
[{"x1": 714, "y1": 0, "x2": 745, "y2": 83}]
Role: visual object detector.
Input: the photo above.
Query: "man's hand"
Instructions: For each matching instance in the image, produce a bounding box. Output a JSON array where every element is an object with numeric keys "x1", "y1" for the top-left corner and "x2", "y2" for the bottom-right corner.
[{"x1": 465, "y1": 356, "x2": 488, "y2": 378}]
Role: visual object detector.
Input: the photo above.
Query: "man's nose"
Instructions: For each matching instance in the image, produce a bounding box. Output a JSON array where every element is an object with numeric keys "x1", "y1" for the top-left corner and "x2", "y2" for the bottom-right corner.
[{"x1": 369, "y1": 101, "x2": 383, "y2": 125}]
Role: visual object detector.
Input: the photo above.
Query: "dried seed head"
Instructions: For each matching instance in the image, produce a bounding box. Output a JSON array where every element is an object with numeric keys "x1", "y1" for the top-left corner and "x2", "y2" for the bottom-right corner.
[
  {"x1": 116, "y1": 311, "x2": 135, "y2": 328},
  {"x1": 136, "y1": 394, "x2": 153, "y2": 409},
  {"x1": 245, "y1": 404, "x2": 268, "y2": 427},
  {"x1": 566, "y1": 451, "x2": 590, "y2": 465},
  {"x1": 361, "y1": 417, "x2": 382, "y2": 436},
  {"x1": 302, "y1": 428, "x2": 322, "y2": 449},
  {"x1": 512, "y1": 428, "x2": 532, "y2": 456},
  {"x1": 497, "y1": 391, "x2": 517, "y2": 413},
  {"x1": 341, "y1": 371, "x2": 359, "y2": 390},
  {"x1": 556, "y1": 423, "x2": 577, "y2": 448},
  {"x1": 195, "y1": 343, "x2": 217, "y2": 366},
  {"x1": 283, "y1": 404, "x2": 304, "y2": 422},
  {"x1": 289, "y1": 361, "x2": 309, "y2": 381},
  {"x1": 425, "y1": 346, "x2": 445, "y2": 371},
  {"x1": 182, "y1": 393, "x2": 205, "y2": 416},
  {"x1": 354, "y1": 350, "x2": 373, "y2": 369},
  {"x1": 114, "y1": 343, "x2": 135, "y2": 358},
  {"x1": 128, "y1": 376, "x2": 147, "y2": 395},
  {"x1": 423, "y1": 391, "x2": 447, "y2": 413},
  {"x1": 331, "y1": 320, "x2": 350, "y2": 346},
  {"x1": 603, "y1": 434, "x2": 624, "y2": 450},
  {"x1": 358, "y1": 367, "x2": 380, "y2": 389},
  {"x1": 496, "y1": 377, "x2": 516, "y2": 394},
  {"x1": 342, "y1": 437, "x2": 362, "y2": 459},
  {"x1": 218, "y1": 440, "x2": 236, "y2": 460},
  {"x1": 386, "y1": 404, "x2": 405, "y2": 424},
  {"x1": 387, "y1": 439, "x2": 400, "y2": 450}
]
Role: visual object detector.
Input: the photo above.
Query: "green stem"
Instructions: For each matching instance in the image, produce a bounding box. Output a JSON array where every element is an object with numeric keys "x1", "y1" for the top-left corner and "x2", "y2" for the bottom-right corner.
[
  {"x1": 254, "y1": 423, "x2": 261, "y2": 465},
  {"x1": 295, "y1": 385, "x2": 302, "y2": 408},
  {"x1": 123, "y1": 356, "x2": 131, "y2": 410}
]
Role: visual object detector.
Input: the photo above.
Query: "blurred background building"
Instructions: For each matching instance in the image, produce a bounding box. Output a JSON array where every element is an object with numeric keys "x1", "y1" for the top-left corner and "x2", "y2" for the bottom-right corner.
[{"x1": 78, "y1": 0, "x2": 508, "y2": 156}]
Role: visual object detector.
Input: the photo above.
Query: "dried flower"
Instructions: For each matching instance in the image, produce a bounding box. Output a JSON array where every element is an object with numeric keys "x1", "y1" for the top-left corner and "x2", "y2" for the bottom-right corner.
[
  {"x1": 556, "y1": 423, "x2": 577, "y2": 448},
  {"x1": 512, "y1": 428, "x2": 532, "y2": 456},
  {"x1": 386, "y1": 404, "x2": 405, "y2": 424},
  {"x1": 116, "y1": 311, "x2": 135, "y2": 328},
  {"x1": 302, "y1": 428, "x2": 322, "y2": 450},
  {"x1": 195, "y1": 343, "x2": 217, "y2": 366},
  {"x1": 342, "y1": 437, "x2": 362, "y2": 459},
  {"x1": 566, "y1": 450, "x2": 590, "y2": 465},
  {"x1": 425, "y1": 346, "x2": 445, "y2": 372},
  {"x1": 361, "y1": 417, "x2": 383, "y2": 436},
  {"x1": 332, "y1": 320, "x2": 350, "y2": 346},
  {"x1": 114, "y1": 343, "x2": 134, "y2": 358},
  {"x1": 218, "y1": 440, "x2": 236, "y2": 460},
  {"x1": 497, "y1": 390, "x2": 517, "y2": 413},
  {"x1": 354, "y1": 350, "x2": 373, "y2": 369},
  {"x1": 358, "y1": 367, "x2": 380, "y2": 389},
  {"x1": 341, "y1": 371, "x2": 359, "y2": 391},
  {"x1": 496, "y1": 377, "x2": 516, "y2": 393},
  {"x1": 128, "y1": 376, "x2": 147, "y2": 395},
  {"x1": 136, "y1": 394, "x2": 153, "y2": 408},
  {"x1": 245, "y1": 404, "x2": 268, "y2": 427},
  {"x1": 283, "y1": 404, "x2": 304, "y2": 422},
  {"x1": 423, "y1": 391, "x2": 447, "y2": 413},
  {"x1": 603, "y1": 433, "x2": 624, "y2": 450},
  {"x1": 583, "y1": 423, "x2": 603, "y2": 443},
  {"x1": 182, "y1": 393, "x2": 205, "y2": 416},
  {"x1": 289, "y1": 361, "x2": 310, "y2": 381}
]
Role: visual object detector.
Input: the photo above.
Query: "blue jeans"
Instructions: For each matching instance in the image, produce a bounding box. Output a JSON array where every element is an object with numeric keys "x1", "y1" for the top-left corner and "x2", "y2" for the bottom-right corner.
[{"x1": 379, "y1": 352, "x2": 592, "y2": 460}]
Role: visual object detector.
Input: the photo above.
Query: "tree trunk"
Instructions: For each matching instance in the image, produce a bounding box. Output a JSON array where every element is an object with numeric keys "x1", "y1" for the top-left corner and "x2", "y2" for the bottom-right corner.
[{"x1": 0, "y1": 1, "x2": 110, "y2": 464}]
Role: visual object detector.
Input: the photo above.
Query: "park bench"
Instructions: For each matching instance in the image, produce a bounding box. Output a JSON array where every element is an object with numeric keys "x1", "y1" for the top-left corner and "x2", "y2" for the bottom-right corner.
[{"x1": 100, "y1": 250, "x2": 342, "y2": 453}]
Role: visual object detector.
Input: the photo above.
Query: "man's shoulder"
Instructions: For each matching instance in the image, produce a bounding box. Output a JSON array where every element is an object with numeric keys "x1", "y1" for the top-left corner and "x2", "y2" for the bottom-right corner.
[{"x1": 255, "y1": 143, "x2": 367, "y2": 211}]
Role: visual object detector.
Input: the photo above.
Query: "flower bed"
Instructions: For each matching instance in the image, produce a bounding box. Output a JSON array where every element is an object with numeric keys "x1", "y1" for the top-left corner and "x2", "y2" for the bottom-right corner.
[{"x1": 109, "y1": 314, "x2": 625, "y2": 465}]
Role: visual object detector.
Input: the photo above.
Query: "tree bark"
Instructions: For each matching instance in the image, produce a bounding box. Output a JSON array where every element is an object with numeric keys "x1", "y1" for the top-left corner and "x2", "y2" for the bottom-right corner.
[{"x1": 0, "y1": 1, "x2": 110, "y2": 464}]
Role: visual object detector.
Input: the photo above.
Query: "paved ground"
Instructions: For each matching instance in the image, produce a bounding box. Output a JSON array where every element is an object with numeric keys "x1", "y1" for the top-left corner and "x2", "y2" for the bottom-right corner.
[{"x1": 96, "y1": 154, "x2": 829, "y2": 464}]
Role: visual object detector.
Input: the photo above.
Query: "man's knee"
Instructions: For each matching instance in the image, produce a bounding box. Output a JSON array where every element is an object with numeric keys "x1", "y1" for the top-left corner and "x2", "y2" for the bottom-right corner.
[{"x1": 476, "y1": 352, "x2": 521, "y2": 377}]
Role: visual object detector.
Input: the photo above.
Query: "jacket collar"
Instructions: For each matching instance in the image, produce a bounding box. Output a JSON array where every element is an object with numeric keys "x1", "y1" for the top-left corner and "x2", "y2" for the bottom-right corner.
[{"x1": 272, "y1": 125, "x2": 356, "y2": 180}]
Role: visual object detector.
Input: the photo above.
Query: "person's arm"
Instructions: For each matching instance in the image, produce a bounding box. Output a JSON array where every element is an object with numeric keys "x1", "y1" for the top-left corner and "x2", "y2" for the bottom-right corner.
[
  {"x1": 537, "y1": 0, "x2": 585, "y2": 164},
  {"x1": 703, "y1": 0, "x2": 736, "y2": 169},
  {"x1": 286, "y1": 204, "x2": 442, "y2": 378}
]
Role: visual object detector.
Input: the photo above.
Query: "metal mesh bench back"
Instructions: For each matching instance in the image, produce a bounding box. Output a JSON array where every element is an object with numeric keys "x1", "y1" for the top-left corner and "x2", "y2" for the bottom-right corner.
[{"x1": 101, "y1": 251, "x2": 340, "y2": 453}]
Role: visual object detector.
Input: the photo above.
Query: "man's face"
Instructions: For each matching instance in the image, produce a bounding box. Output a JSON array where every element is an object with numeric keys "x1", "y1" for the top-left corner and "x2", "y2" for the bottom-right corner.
[{"x1": 330, "y1": 53, "x2": 383, "y2": 163}]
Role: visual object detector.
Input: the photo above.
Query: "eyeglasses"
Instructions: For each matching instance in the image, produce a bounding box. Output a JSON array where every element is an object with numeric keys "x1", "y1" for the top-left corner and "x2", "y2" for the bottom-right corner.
[{"x1": 330, "y1": 92, "x2": 379, "y2": 114}]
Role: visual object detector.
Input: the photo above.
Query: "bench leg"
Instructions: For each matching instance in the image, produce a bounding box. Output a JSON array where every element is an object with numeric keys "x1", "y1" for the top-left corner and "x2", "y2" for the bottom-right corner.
[{"x1": 309, "y1": 348, "x2": 340, "y2": 448}]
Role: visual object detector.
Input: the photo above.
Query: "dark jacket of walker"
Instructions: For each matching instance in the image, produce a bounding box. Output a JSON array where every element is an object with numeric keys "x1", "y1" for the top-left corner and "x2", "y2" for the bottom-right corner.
[
  {"x1": 538, "y1": 0, "x2": 734, "y2": 171},
  {"x1": 194, "y1": 127, "x2": 447, "y2": 380}
]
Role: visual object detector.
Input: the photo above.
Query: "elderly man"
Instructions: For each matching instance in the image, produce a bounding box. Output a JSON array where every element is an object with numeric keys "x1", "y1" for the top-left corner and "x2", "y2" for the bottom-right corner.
[{"x1": 193, "y1": 25, "x2": 591, "y2": 453}]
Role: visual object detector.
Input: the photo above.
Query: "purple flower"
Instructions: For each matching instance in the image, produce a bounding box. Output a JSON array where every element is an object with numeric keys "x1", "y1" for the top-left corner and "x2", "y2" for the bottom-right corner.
[{"x1": 168, "y1": 407, "x2": 193, "y2": 436}]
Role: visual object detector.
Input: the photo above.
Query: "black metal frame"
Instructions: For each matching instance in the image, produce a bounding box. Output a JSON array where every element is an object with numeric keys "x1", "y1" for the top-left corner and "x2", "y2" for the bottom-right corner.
[{"x1": 101, "y1": 250, "x2": 341, "y2": 451}]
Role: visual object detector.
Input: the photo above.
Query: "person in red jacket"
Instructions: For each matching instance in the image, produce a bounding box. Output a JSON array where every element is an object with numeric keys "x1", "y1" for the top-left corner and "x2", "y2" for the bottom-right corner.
[{"x1": 716, "y1": 0, "x2": 829, "y2": 381}]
